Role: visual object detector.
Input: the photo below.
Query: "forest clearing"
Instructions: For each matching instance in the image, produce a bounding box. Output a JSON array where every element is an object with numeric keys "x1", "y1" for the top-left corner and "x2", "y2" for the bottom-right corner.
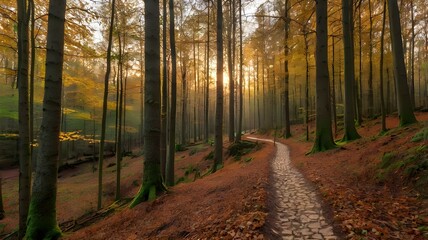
[{"x1": 1, "y1": 0, "x2": 428, "y2": 239}]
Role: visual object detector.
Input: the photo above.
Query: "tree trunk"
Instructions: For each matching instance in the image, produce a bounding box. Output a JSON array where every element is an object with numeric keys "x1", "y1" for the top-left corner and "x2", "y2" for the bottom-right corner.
[
  {"x1": 368, "y1": 0, "x2": 374, "y2": 117},
  {"x1": 331, "y1": 36, "x2": 337, "y2": 136},
  {"x1": 227, "y1": 0, "x2": 235, "y2": 142},
  {"x1": 166, "y1": 0, "x2": 177, "y2": 187},
  {"x1": 131, "y1": 0, "x2": 165, "y2": 207},
  {"x1": 98, "y1": 0, "x2": 115, "y2": 210},
  {"x1": 204, "y1": 0, "x2": 210, "y2": 142},
  {"x1": 25, "y1": 0, "x2": 66, "y2": 238},
  {"x1": 283, "y1": 0, "x2": 291, "y2": 138},
  {"x1": 17, "y1": 0, "x2": 31, "y2": 237},
  {"x1": 410, "y1": 0, "x2": 415, "y2": 108},
  {"x1": 161, "y1": 0, "x2": 168, "y2": 181},
  {"x1": 304, "y1": 32, "x2": 310, "y2": 142},
  {"x1": 236, "y1": 0, "x2": 243, "y2": 142},
  {"x1": 181, "y1": 61, "x2": 187, "y2": 144},
  {"x1": 311, "y1": 0, "x2": 336, "y2": 153},
  {"x1": 379, "y1": 0, "x2": 387, "y2": 133},
  {"x1": 341, "y1": 0, "x2": 360, "y2": 141},
  {"x1": 213, "y1": 0, "x2": 224, "y2": 172},
  {"x1": 115, "y1": 31, "x2": 124, "y2": 201},
  {"x1": 387, "y1": 0, "x2": 417, "y2": 126},
  {"x1": 357, "y1": 3, "x2": 363, "y2": 124}
]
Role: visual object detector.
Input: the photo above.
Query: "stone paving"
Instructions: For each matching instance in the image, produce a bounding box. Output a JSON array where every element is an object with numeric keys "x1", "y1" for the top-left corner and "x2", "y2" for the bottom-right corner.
[{"x1": 248, "y1": 137, "x2": 339, "y2": 240}]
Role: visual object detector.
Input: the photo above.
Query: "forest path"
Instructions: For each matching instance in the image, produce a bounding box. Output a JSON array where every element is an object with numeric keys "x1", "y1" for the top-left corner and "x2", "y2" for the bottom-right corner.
[{"x1": 247, "y1": 137, "x2": 338, "y2": 240}]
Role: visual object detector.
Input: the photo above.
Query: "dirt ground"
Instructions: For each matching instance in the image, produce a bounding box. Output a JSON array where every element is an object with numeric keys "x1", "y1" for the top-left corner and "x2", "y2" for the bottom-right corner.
[
  {"x1": 278, "y1": 112, "x2": 428, "y2": 239},
  {"x1": 1, "y1": 112, "x2": 427, "y2": 239}
]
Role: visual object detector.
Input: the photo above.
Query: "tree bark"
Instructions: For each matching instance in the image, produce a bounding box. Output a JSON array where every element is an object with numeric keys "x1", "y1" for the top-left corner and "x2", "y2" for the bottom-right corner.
[
  {"x1": 283, "y1": 0, "x2": 291, "y2": 138},
  {"x1": 387, "y1": 0, "x2": 417, "y2": 126},
  {"x1": 166, "y1": 0, "x2": 177, "y2": 187},
  {"x1": 341, "y1": 0, "x2": 360, "y2": 141},
  {"x1": 17, "y1": 0, "x2": 31, "y2": 237},
  {"x1": 131, "y1": 0, "x2": 165, "y2": 206},
  {"x1": 161, "y1": 0, "x2": 168, "y2": 181},
  {"x1": 98, "y1": 0, "x2": 116, "y2": 210},
  {"x1": 25, "y1": 0, "x2": 66, "y2": 238},
  {"x1": 213, "y1": 0, "x2": 224, "y2": 172},
  {"x1": 368, "y1": 0, "x2": 374, "y2": 117},
  {"x1": 227, "y1": 0, "x2": 235, "y2": 142},
  {"x1": 379, "y1": 0, "x2": 387, "y2": 133},
  {"x1": 311, "y1": 0, "x2": 336, "y2": 153},
  {"x1": 236, "y1": 0, "x2": 243, "y2": 142}
]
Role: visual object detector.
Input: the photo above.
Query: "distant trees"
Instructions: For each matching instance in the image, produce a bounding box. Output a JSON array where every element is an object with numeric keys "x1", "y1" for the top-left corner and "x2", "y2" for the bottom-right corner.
[{"x1": 25, "y1": 0, "x2": 67, "y2": 238}]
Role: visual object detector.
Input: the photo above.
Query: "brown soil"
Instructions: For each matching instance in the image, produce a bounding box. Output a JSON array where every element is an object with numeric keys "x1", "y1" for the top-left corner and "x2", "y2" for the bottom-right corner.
[
  {"x1": 277, "y1": 112, "x2": 428, "y2": 239},
  {"x1": 1, "y1": 112, "x2": 427, "y2": 240}
]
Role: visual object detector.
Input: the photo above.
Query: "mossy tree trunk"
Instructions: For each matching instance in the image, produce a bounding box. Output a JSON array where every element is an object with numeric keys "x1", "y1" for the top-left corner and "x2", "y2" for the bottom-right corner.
[
  {"x1": 341, "y1": 0, "x2": 360, "y2": 142},
  {"x1": 387, "y1": 0, "x2": 417, "y2": 126},
  {"x1": 131, "y1": 0, "x2": 165, "y2": 207},
  {"x1": 311, "y1": 0, "x2": 336, "y2": 153},
  {"x1": 25, "y1": 0, "x2": 66, "y2": 238},
  {"x1": 213, "y1": 0, "x2": 224, "y2": 172},
  {"x1": 98, "y1": 0, "x2": 115, "y2": 210},
  {"x1": 17, "y1": 0, "x2": 31, "y2": 237}
]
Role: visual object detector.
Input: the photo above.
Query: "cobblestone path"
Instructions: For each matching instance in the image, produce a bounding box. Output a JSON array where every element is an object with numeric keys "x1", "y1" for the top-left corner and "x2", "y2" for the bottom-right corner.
[{"x1": 248, "y1": 137, "x2": 339, "y2": 240}]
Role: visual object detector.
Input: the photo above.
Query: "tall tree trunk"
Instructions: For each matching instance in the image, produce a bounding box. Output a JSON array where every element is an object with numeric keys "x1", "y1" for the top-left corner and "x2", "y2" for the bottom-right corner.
[
  {"x1": 357, "y1": 3, "x2": 363, "y2": 124},
  {"x1": 17, "y1": 0, "x2": 31, "y2": 237},
  {"x1": 204, "y1": 0, "x2": 210, "y2": 142},
  {"x1": 98, "y1": 0, "x2": 115, "y2": 210},
  {"x1": 166, "y1": 0, "x2": 177, "y2": 187},
  {"x1": 227, "y1": 0, "x2": 235, "y2": 142},
  {"x1": 161, "y1": 0, "x2": 168, "y2": 181},
  {"x1": 193, "y1": 35, "x2": 197, "y2": 142},
  {"x1": 131, "y1": 0, "x2": 165, "y2": 206},
  {"x1": 304, "y1": 31, "x2": 310, "y2": 142},
  {"x1": 115, "y1": 32, "x2": 124, "y2": 201},
  {"x1": 181, "y1": 61, "x2": 187, "y2": 144},
  {"x1": 283, "y1": 0, "x2": 291, "y2": 138},
  {"x1": 387, "y1": 0, "x2": 417, "y2": 126},
  {"x1": 29, "y1": 0, "x2": 35, "y2": 169},
  {"x1": 410, "y1": 0, "x2": 415, "y2": 108},
  {"x1": 311, "y1": 0, "x2": 336, "y2": 153},
  {"x1": 25, "y1": 0, "x2": 66, "y2": 238},
  {"x1": 341, "y1": 0, "x2": 360, "y2": 141},
  {"x1": 331, "y1": 36, "x2": 337, "y2": 136},
  {"x1": 379, "y1": 0, "x2": 387, "y2": 133},
  {"x1": 256, "y1": 54, "x2": 261, "y2": 129},
  {"x1": 236, "y1": 0, "x2": 243, "y2": 141},
  {"x1": 368, "y1": 0, "x2": 374, "y2": 117},
  {"x1": 213, "y1": 0, "x2": 224, "y2": 172}
]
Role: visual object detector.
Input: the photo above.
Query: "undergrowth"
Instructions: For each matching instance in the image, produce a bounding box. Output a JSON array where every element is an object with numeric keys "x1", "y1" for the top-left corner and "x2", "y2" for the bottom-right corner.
[{"x1": 377, "y1": 144, "x2": 428, "y2": 197}]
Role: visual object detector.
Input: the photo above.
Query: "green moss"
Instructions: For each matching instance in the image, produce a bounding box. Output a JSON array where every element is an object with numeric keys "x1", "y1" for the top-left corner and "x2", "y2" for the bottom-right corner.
[
  {"x1": 380, "y1": 152, "x2": 396, "y2": 169},
  {"x1": 228, "y1": 140, "x2": 257, "y2": 160},
  {"x1": 411, "y1": 128, "x2": 428, "y2": 142}
]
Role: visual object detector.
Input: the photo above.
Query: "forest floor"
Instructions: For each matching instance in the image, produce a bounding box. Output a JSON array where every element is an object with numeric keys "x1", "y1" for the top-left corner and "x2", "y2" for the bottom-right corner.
[{"x1": 0, "y1": 112, "x2": 427, "y2": 239}]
